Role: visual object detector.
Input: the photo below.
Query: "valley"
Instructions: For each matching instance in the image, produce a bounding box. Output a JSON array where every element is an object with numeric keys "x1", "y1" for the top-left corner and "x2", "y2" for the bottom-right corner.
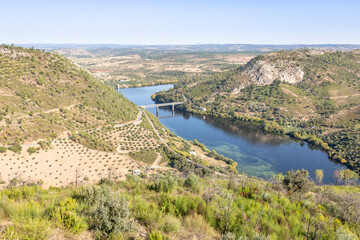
[{"x1": 0, "y1": 45, "x2": 359, "y2": 239}]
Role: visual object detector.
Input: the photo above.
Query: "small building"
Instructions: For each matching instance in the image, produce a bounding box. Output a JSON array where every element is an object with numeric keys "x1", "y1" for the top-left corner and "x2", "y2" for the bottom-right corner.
[
  {"x1": 199, "y1": 107, "x2": 206, "y2": 111},
  {"x1": 189, "y1": 151, "x2": 196, "y2": 156},
  {"x1": 133, "y1": 169, "x2": 141, "y2": 176}
]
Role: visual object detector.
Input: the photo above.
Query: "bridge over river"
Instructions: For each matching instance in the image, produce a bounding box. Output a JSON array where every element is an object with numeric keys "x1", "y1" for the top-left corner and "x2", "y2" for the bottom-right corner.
[{"x1": 140, "y1": 102, "x2": 184, "y2": 116}]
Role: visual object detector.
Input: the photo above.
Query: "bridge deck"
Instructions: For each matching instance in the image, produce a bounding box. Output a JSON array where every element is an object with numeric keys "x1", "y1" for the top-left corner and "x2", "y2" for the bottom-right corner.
[{"x1": 140, "y1": 102, "x2": 184, "y2": 108}]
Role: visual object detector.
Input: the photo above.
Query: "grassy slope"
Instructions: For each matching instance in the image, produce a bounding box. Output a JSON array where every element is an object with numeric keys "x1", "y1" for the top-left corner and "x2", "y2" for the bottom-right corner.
[
  {"x1": 154, "y1": 49, "x2": 360, "y2": 173},
  {"x1": 0, "y1": 45, "x2": 138, "y2": 145},
  {"x1": 0, "y1": 174, "x2": 358, "y2": 239}
]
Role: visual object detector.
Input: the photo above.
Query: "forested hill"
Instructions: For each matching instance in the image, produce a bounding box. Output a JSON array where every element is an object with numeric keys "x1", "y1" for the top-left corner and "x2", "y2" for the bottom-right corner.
[
  {"x1": 154, "y1": 49, "x2": 360, "y2": 173},
  {"x1": 0, "y1": 45, "x2": 138, "y2": 145}
]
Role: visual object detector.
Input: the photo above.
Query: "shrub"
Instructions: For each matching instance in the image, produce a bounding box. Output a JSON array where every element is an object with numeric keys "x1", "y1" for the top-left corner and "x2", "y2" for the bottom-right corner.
[
  {"x1": 0, "y1": 146, "x2": 7, "y2": 153},
  {"x1": 4, "y1": 220, "x2": 51, "y2": 240},
  {"x1": 73, "y1": 184, "x2": 111, "y2": 206},
  {"x1": 184, "y1": 172, "x2": 201, "y2": 192},
  {"x1": 173, "y1": 195, "x2": 206, "y2": 216},
  {"x1": 27, "y1": 147, "x2": 37, "y2": 155},
  {"x1": 161, "y1": 215, "x2": 181, "y2": 233},
  {"x1": 148, "y1": 231, "x2": 169, "y2": 240},
  {"x1": 8, "y1": 140, "x2": 22, "y2": 153},
  {"x1": 133, "y1": 198, "x2": 163, "y2": 227},
  {"x1": 2, "y1": 186, "x2": 41, "y2": 200},
  {"x1": 46, "y1": 198, "x2": 87, "y2": 233},
  {"x1": 2, "y1": 200, "x2": 42, "y2": 222},
  {"x1": 149, "y1": 173, "x2": 177, "y2": 193},
  {"x1": 283, "y1": 169, "x2": 312, "y2": 194},
  {"x1": 92, "y1": 194, "x2": 136, "y2": 238}
]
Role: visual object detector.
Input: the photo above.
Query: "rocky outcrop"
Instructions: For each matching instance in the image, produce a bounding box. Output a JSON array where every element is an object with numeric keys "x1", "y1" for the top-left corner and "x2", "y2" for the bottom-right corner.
[{"x1": 242, "y1": 59, "x2": 304, "y2": 86}]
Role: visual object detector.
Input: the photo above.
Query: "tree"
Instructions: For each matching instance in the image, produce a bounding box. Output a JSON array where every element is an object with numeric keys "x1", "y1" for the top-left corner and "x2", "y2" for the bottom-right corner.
[
  {"x1": 342, "y1": 169, "x2": 359, "y2": 185},
  {"x1": 333, "y1": 169, "x2": 343, "y2": 185},
  {"x1": 314, "y1": 169, "x2": 324, "y2": 185},
  {"x1": 271, "y1": 173, "x2": 285, "y2": 197},
  {"x1": 283, "y1": 169, "x2": 312, "y2": 195}
]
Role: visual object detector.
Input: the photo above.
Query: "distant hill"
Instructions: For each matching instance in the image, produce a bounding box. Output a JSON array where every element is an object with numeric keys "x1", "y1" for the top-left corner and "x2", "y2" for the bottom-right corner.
[
  {"x1": 0, "y1": 45, "x2": 138, "y2": 145},
  {"x1": 154, "y1": 49, "x2": 360, "y2": 172},
  {"x1": 17, "y1": 43, "x2": 360, "y2": 53}
]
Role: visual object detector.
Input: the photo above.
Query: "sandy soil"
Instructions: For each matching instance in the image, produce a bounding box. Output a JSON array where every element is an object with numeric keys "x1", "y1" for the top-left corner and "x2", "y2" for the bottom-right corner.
[{"x1": 0, "y1": 138, "x2": 140, "y2": 188}]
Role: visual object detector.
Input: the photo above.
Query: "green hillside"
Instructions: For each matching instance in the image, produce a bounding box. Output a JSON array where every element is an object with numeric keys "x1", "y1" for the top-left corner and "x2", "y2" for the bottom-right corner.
[
  {"x1": 154, "y1": 49, "x2": 360, "y2": 173},
  {"x1": 0, "y1": 172, "x2": 358, "y2": 239},
  {"x1": 0, "y1": 45, "x2": 138, "y2": 145}
]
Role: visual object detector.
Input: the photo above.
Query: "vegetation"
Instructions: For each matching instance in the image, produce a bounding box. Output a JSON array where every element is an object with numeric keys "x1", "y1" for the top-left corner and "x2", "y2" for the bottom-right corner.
[
  {"x1": 57, "y1": 47, "x2": 256, "y2": 88},
  {"x1": 154, "y1": 49, "x2": 360, "y2": 174},
  {"x1": 129, "y1": 150, "x2": 157, "y2": 165},
  {"x1": 0, "y1": 171, "x2": 358, "y2": 239},
  {"x1": 0, "y1": 45, "x2": 138, "y2": 147},
  {"x1": 70, "y1": 131, "x2": 115, "y2": 152}
]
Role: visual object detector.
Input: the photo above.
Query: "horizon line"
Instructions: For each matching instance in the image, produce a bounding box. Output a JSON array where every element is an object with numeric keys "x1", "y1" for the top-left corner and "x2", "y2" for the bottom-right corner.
[{"x1": 5, "y1": 43, "x2": 360, "y2": 46}]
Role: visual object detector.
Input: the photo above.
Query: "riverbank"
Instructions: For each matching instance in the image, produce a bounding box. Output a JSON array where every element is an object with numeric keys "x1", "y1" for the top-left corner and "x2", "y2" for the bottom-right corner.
[
  {"x1": 156, "y1": 102, "x2": 352, "y2": 174},
  {"x1": 107, "y1": 80, "x2": 177, "y2": 89},
  {"x1": 121, "y1": 84, "x2": 345, "y2": 183}
]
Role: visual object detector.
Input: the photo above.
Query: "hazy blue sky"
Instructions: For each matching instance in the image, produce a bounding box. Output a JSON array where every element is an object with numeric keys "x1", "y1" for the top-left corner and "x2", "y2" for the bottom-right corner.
[{"x1": 1, "y1": 0, "x2": 359, "y2": 44}]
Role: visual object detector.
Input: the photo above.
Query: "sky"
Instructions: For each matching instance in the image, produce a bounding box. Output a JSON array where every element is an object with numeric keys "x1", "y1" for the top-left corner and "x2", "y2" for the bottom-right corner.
[{"x1": 1, "y1": 0, "x2": 359, "y2": 45}]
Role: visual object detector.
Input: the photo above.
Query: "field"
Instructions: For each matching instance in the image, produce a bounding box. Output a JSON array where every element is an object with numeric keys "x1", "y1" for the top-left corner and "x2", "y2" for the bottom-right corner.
[
  {"x1": 55, "y1": 48, "x2": 257, "y2": 87},
  {"x1": 0, "y1": 138, "x2": 139, "y2": 188}
]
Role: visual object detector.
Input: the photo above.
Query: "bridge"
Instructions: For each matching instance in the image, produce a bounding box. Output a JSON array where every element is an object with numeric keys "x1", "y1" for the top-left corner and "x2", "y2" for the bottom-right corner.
[{"x1": 140, "y1": 102, "x2": 184, "y2": 116}]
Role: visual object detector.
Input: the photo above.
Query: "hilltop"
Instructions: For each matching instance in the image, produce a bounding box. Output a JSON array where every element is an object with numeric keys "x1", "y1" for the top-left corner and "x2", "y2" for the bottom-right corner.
[
  {"x1": 154, "y1": 49, "x2": 360, "y2": 173},
  {"x1": 0, "y1": 45, "x2": 138, "y2": 145}
]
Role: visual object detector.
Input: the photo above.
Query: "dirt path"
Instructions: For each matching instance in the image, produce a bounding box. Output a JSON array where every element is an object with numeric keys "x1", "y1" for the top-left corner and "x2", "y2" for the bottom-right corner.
[
  {"x1": 114, "y1": 107, "x2": 142, "y2": 128},
  {"x1": 330, "y1": 93, "x2": 360, "y2": 99},
  {"x1": 281, "y1": 87, "x2": 298, "y2": 97},
  {"x1": 151, "y1": 153, "x2": 162, "y2": 168},
  {"x1": 142, "y1": 110, "x2": 224, "y2": 175}
]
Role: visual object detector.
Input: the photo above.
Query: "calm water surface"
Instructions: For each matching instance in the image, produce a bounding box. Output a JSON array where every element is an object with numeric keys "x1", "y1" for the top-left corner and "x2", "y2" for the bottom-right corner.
[{"x1": 120, "y1": 84, "x2": 343, "y2": 183}]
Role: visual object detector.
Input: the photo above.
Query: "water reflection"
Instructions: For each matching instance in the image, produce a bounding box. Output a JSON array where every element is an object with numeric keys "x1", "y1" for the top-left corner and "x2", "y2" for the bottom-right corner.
[{"x1": 120, "y1": 84, "x2": 344, "y2": 183}]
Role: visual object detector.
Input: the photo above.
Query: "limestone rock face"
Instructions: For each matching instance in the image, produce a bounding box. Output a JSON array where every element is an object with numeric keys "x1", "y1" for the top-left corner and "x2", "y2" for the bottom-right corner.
[{"x1": 242, "y1": 60, "x2": 304, "y2": 86}]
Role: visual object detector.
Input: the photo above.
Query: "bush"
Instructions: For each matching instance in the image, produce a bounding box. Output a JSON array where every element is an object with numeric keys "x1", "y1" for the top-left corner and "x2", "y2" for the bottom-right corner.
[
  {"x1": 149, "y1": 173, "x2": 176, "y2": 193},
  {"x1": 73, "y1": 184, "x2": 111, "y2": 206},
  {"x1": 8, "y1": 140, "x2": 22, "y2": 153},
  {"x1": 2, "y1": 200, "x2": 42, "y2": 222},
  {"x1": 92, "y1": 194, "x2": 135, "y2": 238},
  {"x1": 46, "y1": 198, "x2": 87, "y2": 234},
  {"x1": 148, "y1": 231, "x2": 169, "y2": 240},
  {"x1": 27, "y1": 147, "x2": 37, "y2": 155},
  {"x1": 0, "y1": 146, "x2": 7, "y2": 153},
  {"x1": 2, "y1": 186, "x2": 41, "y2": 200},
  {"x1": 184, "y1": 172, "x2": 201, "y2": 192},
  {"x1": 133, "y1": 198, "x2": 163, "y2": 227},
  {"x1": 283, "y1": 169, "x2": 312, "y2": 194},
  {"x1": 174, "y1": 195, "x2": 206, "y2": 216},
  {"x1": 4, "y1": 220, "x2": 50, "y2": 240},
  {"x1": 161, "y1": 215, "x2": 181, "y2": 233}
]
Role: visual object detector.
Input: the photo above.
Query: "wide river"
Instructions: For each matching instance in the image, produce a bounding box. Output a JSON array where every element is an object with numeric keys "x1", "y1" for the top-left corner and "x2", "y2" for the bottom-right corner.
[{"x1": 120, "y1": 84, "x2": 344, "y2": 183}]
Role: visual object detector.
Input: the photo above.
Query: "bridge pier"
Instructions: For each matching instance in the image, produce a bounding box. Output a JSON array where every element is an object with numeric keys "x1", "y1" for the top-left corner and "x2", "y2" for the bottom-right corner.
[{"x1": 140, "y1": 102, "x2": 184, "y2": 118}]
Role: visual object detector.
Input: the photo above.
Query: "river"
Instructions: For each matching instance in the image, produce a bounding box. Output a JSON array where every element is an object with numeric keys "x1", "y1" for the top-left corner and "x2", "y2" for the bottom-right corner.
[{"x1": 120, "y1": 84, "x2": 344, "y2": 183}]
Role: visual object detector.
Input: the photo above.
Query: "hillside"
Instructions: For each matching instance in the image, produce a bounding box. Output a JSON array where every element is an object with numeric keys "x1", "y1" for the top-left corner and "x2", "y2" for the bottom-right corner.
[
  {"x1": 0, "y1": 171, "x2": 359, "y2": 239},
  {"x1": 154, "y1": 49, "x2": 360, "y2": 173},
  {"x1": 0, "y1": 46, "x2": 358, "y2": 239},
  {"x1": 0, "y1": 45, "x2": 138, "y2": 145}
]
